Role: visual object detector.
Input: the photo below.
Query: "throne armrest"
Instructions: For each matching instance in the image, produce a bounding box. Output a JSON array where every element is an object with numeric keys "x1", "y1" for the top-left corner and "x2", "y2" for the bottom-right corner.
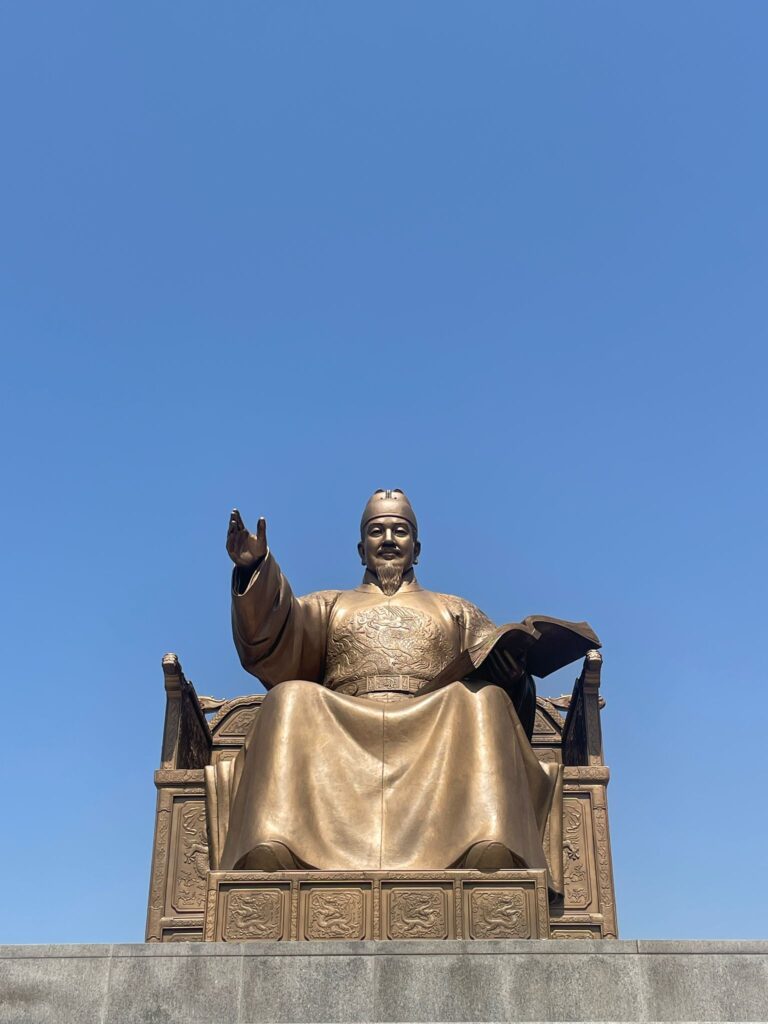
[
  {"x1": 561, "y1": 649, "x2": 604, "y2": 767},
  {"x1": 159, "y1": 653, "x2": 212, "y2": 769}
]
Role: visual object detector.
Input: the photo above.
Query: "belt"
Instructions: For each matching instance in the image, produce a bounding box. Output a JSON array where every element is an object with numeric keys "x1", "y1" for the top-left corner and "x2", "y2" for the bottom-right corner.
[{"x1": 335, "y1": 675, "x2": 429, "y2": 696}]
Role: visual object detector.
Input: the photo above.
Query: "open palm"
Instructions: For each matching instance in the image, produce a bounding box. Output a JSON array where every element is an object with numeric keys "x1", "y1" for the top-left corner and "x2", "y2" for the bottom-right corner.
[{"x1": 226, "y1": 509, "x2": 268, "y2": 568}]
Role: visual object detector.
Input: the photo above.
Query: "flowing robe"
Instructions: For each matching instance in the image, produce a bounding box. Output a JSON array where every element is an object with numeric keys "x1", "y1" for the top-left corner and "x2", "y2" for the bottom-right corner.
[{"x1": 209, "y1": 552, "x2": 563, "y2": 891}]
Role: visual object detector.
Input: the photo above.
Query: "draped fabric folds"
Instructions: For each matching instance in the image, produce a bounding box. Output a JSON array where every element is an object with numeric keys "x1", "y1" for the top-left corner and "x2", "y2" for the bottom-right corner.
[{"x1": 206, "y1": 551, "x2": 564, "y2": 893}]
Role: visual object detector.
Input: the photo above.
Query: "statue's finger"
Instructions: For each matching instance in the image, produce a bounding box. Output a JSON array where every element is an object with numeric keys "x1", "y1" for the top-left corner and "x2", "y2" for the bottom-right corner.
[
  {"x1": 231, "y1": 508, "x2": 245, "y2": 530},
  {"x1": 256, "y1": 516, "x2": 267, "y2": 540}
]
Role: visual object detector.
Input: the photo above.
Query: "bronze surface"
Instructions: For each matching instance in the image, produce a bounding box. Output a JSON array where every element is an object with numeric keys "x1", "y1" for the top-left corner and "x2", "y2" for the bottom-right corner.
[
  {"x1": 204, "y1": 869, "x2": 550, "y2": 941},
  {"x1": 146, "y1": 654, "x2": 616, "y2": 941},
  {"x1": 146, "y1": 491, "x2": 615, "y2": 942},
  {"x1": 219, "y1": 493, "x2": 597, "y2": 888}
]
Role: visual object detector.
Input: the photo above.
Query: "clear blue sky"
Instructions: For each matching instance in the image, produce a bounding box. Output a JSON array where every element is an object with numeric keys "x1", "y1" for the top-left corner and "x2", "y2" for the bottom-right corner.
[{"x1": 1, "y1": 2, "x2": 766, "y2": 943}]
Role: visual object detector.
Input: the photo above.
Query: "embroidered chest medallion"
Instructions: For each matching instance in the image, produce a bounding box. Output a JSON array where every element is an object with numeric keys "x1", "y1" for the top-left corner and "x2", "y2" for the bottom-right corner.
[{"x1": 326, "y1": 603, "x2": 451, "y2": 683}]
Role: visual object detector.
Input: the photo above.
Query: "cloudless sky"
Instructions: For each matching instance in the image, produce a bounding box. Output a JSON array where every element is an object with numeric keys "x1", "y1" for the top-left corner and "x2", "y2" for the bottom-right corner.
[{"x1": 1, "y1": 2, "x2": 766, "y2": 943}]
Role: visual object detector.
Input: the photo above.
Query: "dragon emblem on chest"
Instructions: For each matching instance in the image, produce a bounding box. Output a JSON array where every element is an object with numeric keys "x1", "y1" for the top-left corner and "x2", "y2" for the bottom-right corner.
[{"x1": 325, "y1": 603, "x2": 452, "y2": 682}]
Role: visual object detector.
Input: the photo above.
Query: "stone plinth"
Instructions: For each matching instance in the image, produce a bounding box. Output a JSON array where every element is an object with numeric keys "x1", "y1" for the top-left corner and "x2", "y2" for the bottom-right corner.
[{"x1": 2, "y1": 940, "x2": 767, "y2": 1023}]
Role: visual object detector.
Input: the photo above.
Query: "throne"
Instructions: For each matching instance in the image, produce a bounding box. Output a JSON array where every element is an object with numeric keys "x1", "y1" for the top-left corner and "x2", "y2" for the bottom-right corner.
[{"x1": 146, "y1": 652, "x2": 617, "y2": 942}]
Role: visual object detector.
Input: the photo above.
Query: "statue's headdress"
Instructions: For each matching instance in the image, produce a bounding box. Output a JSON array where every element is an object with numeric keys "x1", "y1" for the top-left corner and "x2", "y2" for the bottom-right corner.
[{"x1": 360, "y1": 489, "x2": 418, "y2": 535}]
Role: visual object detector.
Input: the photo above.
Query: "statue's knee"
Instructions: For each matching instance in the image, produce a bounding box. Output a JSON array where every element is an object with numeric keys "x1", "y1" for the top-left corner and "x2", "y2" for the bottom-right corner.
[
  {"x1": 463, "y1": 680, "x2": 510, "y2": 707},
  {"x1": 265, "y1": 679, "x2": 316, "y2": 710},
  {"x1": 488, "y1": 682, "x2": 514, "y2": 703}
]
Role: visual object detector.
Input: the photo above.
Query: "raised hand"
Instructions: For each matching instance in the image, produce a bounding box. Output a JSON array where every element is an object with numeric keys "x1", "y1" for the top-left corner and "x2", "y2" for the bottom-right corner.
[{"x1": 226, "y1": 509, "x2": 268, "y2": 568}]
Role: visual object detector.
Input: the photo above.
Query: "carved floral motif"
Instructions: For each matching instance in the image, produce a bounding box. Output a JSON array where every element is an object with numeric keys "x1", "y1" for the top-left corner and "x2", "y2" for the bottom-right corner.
[
  {"x1": 149, "y1": 806, "x2": 170, "y2": 913},
  {"x1": 551, "y1": 928, "x2": 600, "y2": 939},
  {"x1": 217, "y1": 709, "x2": 256, "y2": 738},
  {"x1": 208, "y1": 695, "x2": 263, "y2": 733},
  {"x1": 562, "y1": 798, "x2": 591, "y2": 910},
  {"x1": 564, "y1": 766, "x2": 609, "y2": 782},
  {"x1": 536, "y1": 698, "x2": 566, "y2": 726},
  {"x1": 536, "y1": 880, "x2": 550, "y2": 937},
  {"x1": 154, "y1": 770, "x2": 206, "y2": 784},
  {"x1": 204, "y1": 884, "x2": 217, "y2": 941},
  {"x1": 533, "y1": 710, "x2": 557, "y2": 736},
  {"x1": 453, "y1": 879, "x2": 463, "y2": 936},
  {"x1": 535, "y1": 747, "x2": 558, "y2": 763},
  {"x1": 290, "y1": 879, "x2": 299, "y2": 941},
  {"x1": 592, "y1": 799, "x2": 617, "y2": 937},
  {"x1": 166, "y1": 930, "x2": 203, "y2": 942},
  {"x1": 372, "y1": 880, "x2": 383, "y2": 939},
  {"x1": 146, "y1": 800, "x2": 171, "y2": 941}
]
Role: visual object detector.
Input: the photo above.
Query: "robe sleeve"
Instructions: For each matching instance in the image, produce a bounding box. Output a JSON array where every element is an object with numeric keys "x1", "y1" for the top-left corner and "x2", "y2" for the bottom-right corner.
[
  {"x1": 454, "y1": 597, "x2": 537, "y2": 739},
  {"x1": 455, "y1": 598, "x2": 497, "y2": 648},
  {"x1": 231, "y1": 550, "x2": 340, "y2": 688}
]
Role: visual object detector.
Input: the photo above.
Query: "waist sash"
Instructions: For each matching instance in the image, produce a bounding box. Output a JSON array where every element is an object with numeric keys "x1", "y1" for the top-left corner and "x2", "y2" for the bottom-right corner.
[{"x1": 334, "y1": 674, "x2": 430, "y2": 696}]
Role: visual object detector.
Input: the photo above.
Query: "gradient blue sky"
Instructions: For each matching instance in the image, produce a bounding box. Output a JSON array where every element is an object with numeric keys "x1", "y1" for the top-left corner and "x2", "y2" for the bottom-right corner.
[{"x1": 1, "y1": 2, "x2": 766, "y2": 942}]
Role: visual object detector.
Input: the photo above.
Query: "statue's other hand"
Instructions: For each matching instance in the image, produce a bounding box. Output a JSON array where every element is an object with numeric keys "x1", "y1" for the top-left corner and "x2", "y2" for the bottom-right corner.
[{"x1": 226, "y1": 509, "x2": 268, "y2": 568}]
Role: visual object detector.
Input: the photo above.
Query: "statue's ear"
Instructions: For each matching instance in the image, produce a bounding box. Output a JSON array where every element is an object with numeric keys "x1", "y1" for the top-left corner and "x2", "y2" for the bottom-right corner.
[
  {"x1": 413, "y1": 539, "x2": 421, "y2": 565},
  {"x1": 357, "y1": 540, "x2": 365, "y2": 565}
]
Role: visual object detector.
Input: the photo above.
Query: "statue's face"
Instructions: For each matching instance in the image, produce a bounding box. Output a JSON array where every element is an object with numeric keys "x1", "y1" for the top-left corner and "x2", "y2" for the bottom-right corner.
[{"x1": 358, "y1": 516, "x2": 420, "y2": 573}]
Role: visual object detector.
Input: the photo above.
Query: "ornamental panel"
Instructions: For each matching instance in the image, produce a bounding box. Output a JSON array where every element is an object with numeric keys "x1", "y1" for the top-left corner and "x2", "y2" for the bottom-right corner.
[
  {"x1": 468, "y1": 887, "x2": 531, "y2": 939},
  {"x1": 170, "y1": 798, "x2": 210, "y2": 915},
  {"x1": 304, "y1": 888, "x2": 366, "y2": 940},
  {"x1": 223, "y1": 888, "x2": 285, "y2": 941},
  {"x1": 562, "y1": 793, "x2": 594, "y2": 912},
  {"x1": 386, "y1": 886, "x2": 449, "y2": 939}
]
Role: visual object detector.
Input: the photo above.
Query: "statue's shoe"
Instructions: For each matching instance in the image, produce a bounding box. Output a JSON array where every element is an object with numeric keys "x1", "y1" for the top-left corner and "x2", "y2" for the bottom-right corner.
[
  {"x1": 462, "y1": 841, "x2": 523, "y2": 870},
  {"x1": 239, "y1": 841, "x2": 298, "y2": 871}
]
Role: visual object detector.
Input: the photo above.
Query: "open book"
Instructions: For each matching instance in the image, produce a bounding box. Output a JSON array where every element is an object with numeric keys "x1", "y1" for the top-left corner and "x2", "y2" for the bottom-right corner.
[{"x1": 417, "y1": 616, "x2": 600, "y2": 696}]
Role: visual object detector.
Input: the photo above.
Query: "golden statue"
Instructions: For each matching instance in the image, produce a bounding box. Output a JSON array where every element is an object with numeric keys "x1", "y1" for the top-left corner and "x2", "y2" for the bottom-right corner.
[{"x1": 205, "y1": 489, "x2": 599, "y2": 897}]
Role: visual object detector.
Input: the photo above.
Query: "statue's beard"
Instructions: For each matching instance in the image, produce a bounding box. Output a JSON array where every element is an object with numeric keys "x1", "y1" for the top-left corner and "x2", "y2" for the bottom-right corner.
[{"x1": 376, "y1": 561, "x2": 404, "y2": 597}]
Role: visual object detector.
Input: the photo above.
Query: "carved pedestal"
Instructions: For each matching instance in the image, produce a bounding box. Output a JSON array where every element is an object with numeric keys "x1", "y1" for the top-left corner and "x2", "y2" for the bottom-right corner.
[
  {"x1": 147, "y1": 652, "x2": 618, "y2": 942},
  {"x1": 204, "y1": 870, "x2": 550, "y2": 941}
]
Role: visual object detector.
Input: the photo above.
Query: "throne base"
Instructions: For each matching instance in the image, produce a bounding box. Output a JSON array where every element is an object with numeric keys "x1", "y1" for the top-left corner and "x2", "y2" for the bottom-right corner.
[{"x1": 204, "y1": 869, "x2": 550, "y2": 941}]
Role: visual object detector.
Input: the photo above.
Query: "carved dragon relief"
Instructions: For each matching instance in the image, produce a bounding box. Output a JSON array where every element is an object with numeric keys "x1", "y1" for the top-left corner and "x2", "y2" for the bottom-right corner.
[
  {"x1": 326, "y1": 604, "x2": 452, "y2": 684},
  {"x1": 224, "y1": 889, "x2": 284, "y2": 940},
  {"x1": 470, "y1": 888, "x2": 530, "y2": 938},
  {"x1": 389, "y1": 888, "x2": 447, "y2": 938},
  {"x1": 305, "y1": 889, "x2": 365, "y2": 939},
  {"x1": 173, "y1": 801, "x2": 210, "y2": 913}
]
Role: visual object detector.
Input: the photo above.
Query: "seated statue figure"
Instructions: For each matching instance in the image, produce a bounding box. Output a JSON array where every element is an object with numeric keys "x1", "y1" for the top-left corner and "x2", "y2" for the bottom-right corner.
[{"x1": 205, "y1": 489, "x2": 598, "y2": 896}]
